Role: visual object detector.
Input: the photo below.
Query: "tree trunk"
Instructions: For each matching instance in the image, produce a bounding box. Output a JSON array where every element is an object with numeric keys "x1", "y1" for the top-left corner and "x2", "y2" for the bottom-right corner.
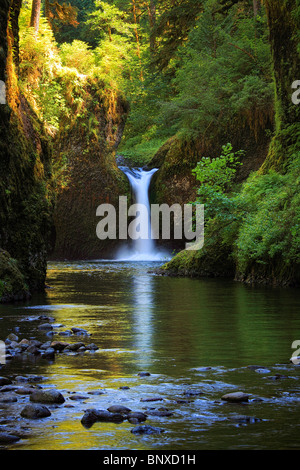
[
  {"x1": 262, "y1": 0, "x2": 300, "y2": 171},
  {"x1": 30, "y1": 0, "x2": 41, "y2": 33},
  {"x1": 148, "y1": 0, "x2": 156, "y2": 54}
]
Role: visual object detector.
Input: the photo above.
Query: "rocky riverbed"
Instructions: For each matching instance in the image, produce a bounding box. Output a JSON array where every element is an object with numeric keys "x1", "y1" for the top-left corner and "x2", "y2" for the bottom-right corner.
[{"x1": 1, "y1": 314, "x2": 300, "y2": 449}]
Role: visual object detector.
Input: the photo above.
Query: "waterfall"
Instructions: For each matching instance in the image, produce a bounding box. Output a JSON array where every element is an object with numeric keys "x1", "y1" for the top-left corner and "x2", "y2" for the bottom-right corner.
[{"x1": 115, "y1": 167, "x2": 170, "y2": 261}]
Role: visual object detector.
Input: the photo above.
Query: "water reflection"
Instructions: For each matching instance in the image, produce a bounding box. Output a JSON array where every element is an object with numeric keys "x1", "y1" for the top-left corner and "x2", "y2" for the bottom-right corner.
[{"x1": 131, "y1": 270, "x2": 155, "y2": 369}]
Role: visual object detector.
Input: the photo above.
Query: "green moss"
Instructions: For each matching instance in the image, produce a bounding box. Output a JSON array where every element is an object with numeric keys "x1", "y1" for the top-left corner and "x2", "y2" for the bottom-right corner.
[{"x1": 0, "y1": 250, "x2": 30, "y2": 302}]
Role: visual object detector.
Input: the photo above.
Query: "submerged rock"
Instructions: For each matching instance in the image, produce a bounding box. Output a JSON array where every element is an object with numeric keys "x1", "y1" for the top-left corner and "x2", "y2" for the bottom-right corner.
[
  {"x1": 131, "y1": 425, "x2": 165, "y2": 435},
  {"x1": 0, "y1": 432, "x2": 21, "y2": 444}
]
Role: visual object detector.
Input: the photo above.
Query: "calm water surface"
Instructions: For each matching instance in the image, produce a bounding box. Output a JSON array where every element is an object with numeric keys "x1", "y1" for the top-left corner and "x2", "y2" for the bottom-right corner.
[{"x1": 0, "y1": 260, "x2": 300, "y2": 450}]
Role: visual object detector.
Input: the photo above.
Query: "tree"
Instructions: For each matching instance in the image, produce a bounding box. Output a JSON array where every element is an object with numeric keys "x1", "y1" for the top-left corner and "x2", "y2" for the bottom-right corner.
[
  {"x1": 30, "y1": 0, "x2": 42, "y2": 32},
  {"x1": 262, "y1": 0, "x2": 300, "y2": 171}
]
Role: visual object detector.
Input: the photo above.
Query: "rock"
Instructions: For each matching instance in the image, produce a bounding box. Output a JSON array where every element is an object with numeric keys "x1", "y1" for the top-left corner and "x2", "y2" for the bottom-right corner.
[
  {"x1": 25, "y1": 345, "x2": 41, "y2": 355},
  {"x1": 183, "y1": 389, "x2": 204, "y2": 397},
  {"x1": 0, "y1": 394, "x2": 17, "y2": 403},
  {"x1": 30, "y1": 389, "x2": 65, "y2": 404},
  {"x1": 41, "y1": 348, "x2": 55, "y2": 360},
  {"x1": 138, "y1": 372, "x2": 151, "y2": 377},
  {"x1": 67, "y1": 342, "x2": 85, "y2": 352},
  {"x1": 127, "y1": 412, "x2": 147, "y2": 424},
  {"x1": 107, "y1": 405, "x2": 131, "y2": 415},
  {"x1": 81, "y1": 409, "x2": 124, "y2": 428},
  {"x1": 119, "y1": 386, "x2": 130, "y2": 390},
  {"x1": 0, "y1": 377, "x2": 12, "y2": 386},
  {"x1": 15, "y1": 387, "x2": 36, "y2": 395},
  {"x1": 229, "y1": 415, "x2": 261, "y2": 424},
  {"x1": 0, "y1": 432, "x2": 20, "y2": 444},
  {"x1": 38, "y1": 323, "x2": 53, "y2": 331},
  {"x1": 247, "y1": 365, "x2": 265, "y2": 370},
  {"x1": 58, "y1": 330, "x2": 73, "y2": 336},
  {"x1": 6, "y1": 333, "x2": 19, "y2": 342},
  {"x1": 69, "y1": 394, "x2": 89, "y2": 401},
  {"x1": 131, "y1": 425, "x2": 165, "y2": 435},
  {"x1": 85, "y1": 343, "x2": 99, "y2": 351},
  {"x1": 140, "y1": 397, "x2": 164, "y2": 402},
  {"x1": 71, "y1": 327, "x2": 89, "y2": 336},
  {"x1": 50, "y1": 341, "x2": 70, "y2": 352},
  {"x1": 38, "y1": 315, "x2": 55, "y2": 323},
  {"x1": 0, "y1": 385, "x2": 18, "y2": 393},
  {"x1": 221, "y1": 392, "x2": 249, "y2": 403},
  {"x1": 147, "y1": 410, "x2": 174, "y2": 417},
  {"x1": 21, "y1": 403, "x2": 51, "y2": 419}
]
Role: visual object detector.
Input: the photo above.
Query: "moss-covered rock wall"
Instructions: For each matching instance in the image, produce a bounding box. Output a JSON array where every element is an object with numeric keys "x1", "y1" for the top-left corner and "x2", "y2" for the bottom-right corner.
[{"x1": 0, "y1": 0, "x2": 54, "y2": 302}]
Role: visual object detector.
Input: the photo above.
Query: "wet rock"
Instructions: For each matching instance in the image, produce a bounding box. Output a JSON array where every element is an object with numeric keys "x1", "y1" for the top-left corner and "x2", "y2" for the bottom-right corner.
[
  {"x1": 247, "y1": 365, "x2": 265, "y2": 370},
  {"x1": 85, "y1": 343, "x2": 99, "y2": 351},
  {"x1": 183, "y1": 389, "x2": 204, "y2": 397},
  {"x1": 81, "y1": 409, "x2": 124, "y2": 428},
  {"x1": 131, "y1": 425, "x2": 165, "y2": 435},
  {"x1": 107, "y1": 405, "x2": 131, "y2": 415},
  {"x1": 38, "y1": 323, "x2": 53, "y2": 331},
  {"x1": 0, "y1": 385, "x2": 18, "y2": 393},
  {"x1": 25, "y1": 345, "x2": 41, "y2": 356},
  {"x1": 38, "y1": 315, "x2": 55, "y2": 323},
  {"x1": 30, "y1": 389, "x2": 65, "y2": 404},
  {"x1": 66, "y1": 342, "x2": 85, "y2": 352},
  {"x1": 140, "y1": 397, "x2": 164, "y2": 402},
  {"x1": 0, "y1": 432, "x2": 20, "y2": 444},
  {"x1": 255, "y1": 368, "x2": 271, "y2": 374},
  {"x1": 71, "y1": 327, "x2": 89, "y2": 336},
  {"x1": 41, "y1": 348, "x2": 55, "y2": 360},
  {"x1": 138, "y1": 372, "x2": 151, "y2": 377},
  {"x1": 0, "y1": 377, "x2": 12, "y2": 387},
  {"x1": 50, "y1": 341, "x2": 70, "y2": 352},
  {"x1": 69, "y1": 394, "x2": 89, "y2": 401},
  {"x1": 119, "y1": 386, "x2": 130, "y2": 390},
  {"x1": 58, "y1": 330, "x2": 73, "y2": 336},
  {"x1": 6, "y1": 333, "x2": 19, "y2": 342},
  {"x1": 269, "y1": 374, "x2": 288, "y2": 380},
  {"x1": 229, "y1": 415, "x2": 261, "y2": 424},
  {"x1": 21, "y1": 403, "x2": 51, "y2": 419},
  {"x1": 127, "y1": 412, "x2": 147, "y2": 424},
  {"x1": 15, "y1": 387, "x2": 36, "y2": 395},
  {"x1": 0, "y1": 394, "x2": 17, "y2": 403},
  {"x1": 221, "y1": 392, "x2": 249, "y2": 403},
  {"x1": 146, "y1": 409, "x2": 174, "y2": 417}
]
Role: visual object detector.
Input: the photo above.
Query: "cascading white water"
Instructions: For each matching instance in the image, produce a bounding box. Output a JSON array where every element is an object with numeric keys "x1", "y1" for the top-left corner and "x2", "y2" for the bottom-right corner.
[{"x1": 115, "y1": 167, "x2": 170, "y2": 261}]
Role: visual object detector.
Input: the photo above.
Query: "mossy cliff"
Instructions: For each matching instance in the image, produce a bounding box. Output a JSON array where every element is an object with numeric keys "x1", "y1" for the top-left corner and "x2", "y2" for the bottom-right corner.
[
  {"x1": 51, "y1": 84, "x2": 130, "y2": 260},
  {"x1": 0, "y1": 0, "x2": 54, "y2": 302}
]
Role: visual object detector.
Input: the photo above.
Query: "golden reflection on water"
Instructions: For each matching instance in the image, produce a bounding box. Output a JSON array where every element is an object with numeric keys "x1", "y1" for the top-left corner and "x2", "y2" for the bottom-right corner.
[{"x1": 2, "y1": 261, "x2": 300, "y2": 450}]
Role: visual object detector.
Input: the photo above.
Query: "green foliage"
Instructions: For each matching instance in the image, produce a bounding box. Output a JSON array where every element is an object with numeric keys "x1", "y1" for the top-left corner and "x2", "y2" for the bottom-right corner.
[
  {"x1": 235, "y1": 155, "x2": 300, "y2": 275},
  {"x1": 191, "y1": 143, "x2": 244, "y2": 223},
  {"x1": 193, "y1": 143, "x2": 243, "y2": 192}
]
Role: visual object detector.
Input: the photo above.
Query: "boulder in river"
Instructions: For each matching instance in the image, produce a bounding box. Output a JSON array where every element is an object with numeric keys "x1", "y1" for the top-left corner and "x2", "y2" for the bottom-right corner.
[
  {"x1": 81, "y1": 409, "x2": 124, "y2": 428},
  {"x1": 21, "y1": 403, "x2": 51, "y2": 419},
  {"x1": 30, "y1": 389, "x2": 65, "y2": 404}
]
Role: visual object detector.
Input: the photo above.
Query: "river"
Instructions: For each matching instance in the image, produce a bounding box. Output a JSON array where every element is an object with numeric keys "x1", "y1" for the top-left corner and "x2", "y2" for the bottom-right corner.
[{"x1": 0, "y1": 259, "x2": 300, "y2": 450}]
